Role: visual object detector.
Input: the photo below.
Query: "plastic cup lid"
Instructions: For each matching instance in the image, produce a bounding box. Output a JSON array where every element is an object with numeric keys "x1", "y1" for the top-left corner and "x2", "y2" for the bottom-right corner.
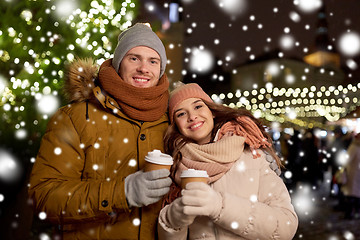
[
  {"x1": 145, "y1": 149, "x2": 173, "y2": 165},
  {"x1": 180, "y1": 169, "x2": 209, "y2": 178}
]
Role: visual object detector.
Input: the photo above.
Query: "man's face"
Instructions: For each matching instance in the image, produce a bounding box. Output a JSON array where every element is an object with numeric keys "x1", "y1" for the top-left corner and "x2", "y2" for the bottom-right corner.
[{"x1": 119, "y1": 46, "x2": 161, "y2": 88}]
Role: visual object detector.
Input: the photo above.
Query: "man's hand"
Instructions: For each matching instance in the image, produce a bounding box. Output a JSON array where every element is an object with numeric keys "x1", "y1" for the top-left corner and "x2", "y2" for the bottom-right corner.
[
  {"x1": 182, "y1": 182, "x2": 222, "y2": 220},
  {"x1": 125, "y1": 169, "x2": 172, "y2": 208}
]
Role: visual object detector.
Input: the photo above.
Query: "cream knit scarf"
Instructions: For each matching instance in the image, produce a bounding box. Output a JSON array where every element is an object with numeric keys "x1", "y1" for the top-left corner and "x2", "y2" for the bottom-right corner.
[
  {"x1": 98, "y1": 59, "x2": 169, "y2": 121},
  {"x1": 174, "y1": 135, "x2": 245, "y2": 185},
  {"x1": 163, "y1": 118, "x2": 271, "y2": 206}
]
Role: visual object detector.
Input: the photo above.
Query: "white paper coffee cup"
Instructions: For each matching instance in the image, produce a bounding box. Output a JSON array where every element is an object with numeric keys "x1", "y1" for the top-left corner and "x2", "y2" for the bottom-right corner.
[
  {"x1": 180, "y1": 169, "x2": 209, "y2": 189},
  {"x1": 144, "y1": 149, "x2": 173, "y2": 172}
]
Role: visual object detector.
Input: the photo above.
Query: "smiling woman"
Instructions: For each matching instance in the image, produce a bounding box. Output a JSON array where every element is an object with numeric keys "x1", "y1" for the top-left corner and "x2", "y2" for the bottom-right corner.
[
  {"x1": 158, "y1": 82, "x2": 298, "y2": 240},
  {"x1": 174, "y1": 98, "x2": 214, "y2": 144}
]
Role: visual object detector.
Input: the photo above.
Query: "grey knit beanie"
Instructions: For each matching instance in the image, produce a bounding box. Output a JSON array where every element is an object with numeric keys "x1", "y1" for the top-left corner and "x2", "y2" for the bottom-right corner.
[{"x1": 112, "y1": 23, "x2": 167, "y2": 77}]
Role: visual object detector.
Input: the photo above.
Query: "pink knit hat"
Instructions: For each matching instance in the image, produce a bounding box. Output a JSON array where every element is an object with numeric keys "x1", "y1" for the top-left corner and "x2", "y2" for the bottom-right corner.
[{"x1": 169, "y1": 83, "x2": 213, "y2": 123}]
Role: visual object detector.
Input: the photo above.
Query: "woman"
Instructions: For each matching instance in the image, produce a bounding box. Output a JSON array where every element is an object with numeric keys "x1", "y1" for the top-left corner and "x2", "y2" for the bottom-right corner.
[{"x1": 158, "y1": 83, "x2": 298, "y2": 239}]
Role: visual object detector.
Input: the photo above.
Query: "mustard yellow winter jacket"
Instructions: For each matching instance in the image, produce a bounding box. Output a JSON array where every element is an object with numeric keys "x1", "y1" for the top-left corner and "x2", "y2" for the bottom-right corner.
[{"x1": 28, "y1": 59, "x2": 169, "y2": 239}]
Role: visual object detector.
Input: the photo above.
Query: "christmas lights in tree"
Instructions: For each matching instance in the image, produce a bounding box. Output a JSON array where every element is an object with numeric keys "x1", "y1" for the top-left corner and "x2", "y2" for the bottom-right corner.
[{"x1": 0, "y1": 0, "x2": 138, "y2": 157}]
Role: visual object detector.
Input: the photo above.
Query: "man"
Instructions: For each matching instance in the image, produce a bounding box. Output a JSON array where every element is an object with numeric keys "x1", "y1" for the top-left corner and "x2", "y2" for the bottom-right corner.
[{"x1": 28, "y1": 23, "x2": 172, "y2": 239}]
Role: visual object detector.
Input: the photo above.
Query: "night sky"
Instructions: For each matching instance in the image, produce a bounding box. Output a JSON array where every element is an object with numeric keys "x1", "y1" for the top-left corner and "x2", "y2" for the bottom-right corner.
[{"x1": 139, "y1": 0, "x2": 360, "y2": 83}]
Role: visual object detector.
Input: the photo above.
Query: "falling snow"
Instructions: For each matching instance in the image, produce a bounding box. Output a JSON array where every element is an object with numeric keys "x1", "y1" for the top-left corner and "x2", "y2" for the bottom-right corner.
[
  {"x1": 1, "y1": 0, "x2": 360, "y2": 239},
  {"x1": 0, "y1": 150, "x2": 21, "y2": 183},
  {"x1": 38, "y1": 212, "x2": 47, "y2": 220},
  {"x1": 54, "y1": 147, "x2": 62, "y2": 155}
]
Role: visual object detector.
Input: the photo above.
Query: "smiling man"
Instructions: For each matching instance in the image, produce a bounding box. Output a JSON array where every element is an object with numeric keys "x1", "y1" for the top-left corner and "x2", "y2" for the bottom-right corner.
[
  {"x1": 119, "y1": 46, "x2": 162, "y2": 88},
  {"x1": 28, "y1": 23, "x2": 172, "y2": 239}
]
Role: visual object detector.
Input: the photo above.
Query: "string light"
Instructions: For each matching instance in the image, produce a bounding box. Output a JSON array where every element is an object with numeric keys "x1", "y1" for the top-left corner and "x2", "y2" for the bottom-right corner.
[
  {"x1": 211, "y1": 83, "x2": 360, "y2": 128},
  {"x1": 0, "y1": 0, "x2": 137, "y2": 141}
]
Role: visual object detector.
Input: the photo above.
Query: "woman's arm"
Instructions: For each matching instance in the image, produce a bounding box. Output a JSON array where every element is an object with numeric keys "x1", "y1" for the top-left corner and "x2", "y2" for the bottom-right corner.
[
  {"x1": 214, "y1": 157, "x2": 298, "y2": 239},
  {"x1": 157, "y1": 200, "x2": 191, "y2": 240}
]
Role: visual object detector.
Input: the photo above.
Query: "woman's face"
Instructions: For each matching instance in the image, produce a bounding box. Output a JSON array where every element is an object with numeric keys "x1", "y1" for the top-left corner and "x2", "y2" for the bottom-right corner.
[{"x1": 174, "y1": 98, "x2": 214, "y2": 145}]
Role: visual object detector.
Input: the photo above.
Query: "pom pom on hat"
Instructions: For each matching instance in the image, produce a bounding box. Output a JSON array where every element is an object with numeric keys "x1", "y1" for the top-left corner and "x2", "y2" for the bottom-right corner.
[
  {"x1": 169, "y1": 82, "x2": 213, "y2": 123},
  {"x1": 112, "y1": 23, "x2": 167, "y2": 77}
]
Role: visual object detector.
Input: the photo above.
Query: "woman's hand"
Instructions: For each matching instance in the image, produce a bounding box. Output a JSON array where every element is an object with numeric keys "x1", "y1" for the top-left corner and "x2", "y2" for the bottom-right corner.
[
  {"x1": 182, "y1": 182, "x2": 223, "y2": 220},
  {"x1": 165, "y1": 197, "x2": 196, "y2": 229}
]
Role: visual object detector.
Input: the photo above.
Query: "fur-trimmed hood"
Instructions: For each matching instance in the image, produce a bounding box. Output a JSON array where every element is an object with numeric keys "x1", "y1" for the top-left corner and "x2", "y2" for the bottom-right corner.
[{"x1": 64, "y1": 58, "x2": 98, "y2": 103}]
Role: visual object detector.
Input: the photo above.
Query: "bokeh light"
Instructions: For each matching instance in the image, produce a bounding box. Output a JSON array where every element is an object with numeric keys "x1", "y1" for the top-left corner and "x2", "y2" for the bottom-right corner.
[
  {"x1": 279, "y1": 34, "x2": 296, "y2": 50},
  {"x1": 284, "y1": 171, "x2": 293, "y2": 179},
  {"x1": 15, "y1": 129, "x2": 28, "y2": 140},
  {"x1": 0, "y1": 74, "x2": 8, "y2": 95},
  {"x1": 285, "y1": 73, "x2": 296, "y2": 84},
  {"x1": 214, "y1": 0, "x2": 248, "y2": 17},
  {"x1": 39, "y1": 233, "x2": 51, "y2": 240},
  {"x1": 55, "y1": 0, "x2": 78, "y2": 18},
  {"x1": 128, "y1": 159, "x2": 137, "y2": 167},
  {"x1": 335, "y1": 150, "x2": 349, "y2": 166},
  {"x1": 0, "y1": 149, "x2": 22, "y2": 183},
  {"x1": 231, "y1": 221, "x2": 239, "y2": 229},
  {"x1": 36, "y1": 94, "x2": 60, "y2": 115},
  {"x1": 189, "y1": 47, "x2": 215, "y2": 73},
  {"x1": 38, "y1": 212, "x2": 47, "y2": 220},
  {"x1": 133, "y1": 218, "x2": 140, "y2": 226},
  {"x1": 343, "y1": 231, "x2": 355, "y2": 240},
  {"x1": 289, "y1": 11, "x2": 301, "y2": 22},
  {"x1": 293, "y1": 184, "x2": 314, "y2": 216},
  {"x1": 265, "y1": 62, "x2": 281, "y2": 77},
  {"x1": 294, "y1": 0, "x2": 322, "y2": 13},
  {"x1": 338, "y1": 32, "x2": 360, "y2": 57},
  {"x1": 346, "y1": 59, "x2": 358, "y2": 70}
]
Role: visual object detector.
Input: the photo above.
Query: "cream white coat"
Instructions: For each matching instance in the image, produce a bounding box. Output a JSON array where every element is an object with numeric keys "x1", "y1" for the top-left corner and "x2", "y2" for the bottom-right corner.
[{"x1": 158, "y1": 150, "x2": 298, "y2": 240}]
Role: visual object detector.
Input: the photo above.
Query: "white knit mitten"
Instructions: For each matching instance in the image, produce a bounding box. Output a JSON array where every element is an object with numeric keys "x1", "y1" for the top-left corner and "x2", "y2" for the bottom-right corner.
[
  {"x1": 165, "y1": 197, "x2": 196, "y2": 229},
  {"x1": 125, "y1": 169, "x2": 172, "y2": 207},
  {"x1": 182, "y1": 182, "x2": 222, "y2": 220}
]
